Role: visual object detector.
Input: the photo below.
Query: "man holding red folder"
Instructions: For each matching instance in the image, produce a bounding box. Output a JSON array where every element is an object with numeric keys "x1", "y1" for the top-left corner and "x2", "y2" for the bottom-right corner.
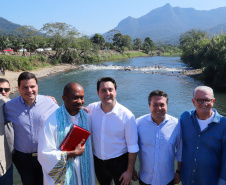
[
  {"x1": 87, "y1": 77, "x2": 139, "y2": 185},
  {"x1": 38, "y1": 82, "x2": 95, "y2": 185}
]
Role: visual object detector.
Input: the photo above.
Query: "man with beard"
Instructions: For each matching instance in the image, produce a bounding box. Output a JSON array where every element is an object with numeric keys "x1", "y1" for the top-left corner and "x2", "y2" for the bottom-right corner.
[
  {"x1": 180, "y1": 86, "x2": 226, "y2": 185},
  {"x1": 4, "y1": 72, "x2": 59, "y2": 185},
  {"x1": 87, "y1": 77, "x2": 139, "y2": 185},
  {"x1": 38, "y1": 82, "x2": 95, "y2": 185}
]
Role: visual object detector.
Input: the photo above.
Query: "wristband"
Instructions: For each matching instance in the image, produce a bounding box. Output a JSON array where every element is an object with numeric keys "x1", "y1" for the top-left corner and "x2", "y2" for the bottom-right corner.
[{"x1": 176, "y1": 170, "x2": 181, "y2": 174}]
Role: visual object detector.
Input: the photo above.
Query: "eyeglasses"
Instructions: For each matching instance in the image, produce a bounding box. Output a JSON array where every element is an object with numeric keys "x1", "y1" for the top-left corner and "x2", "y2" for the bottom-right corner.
[
  {"x1": 0, "y1": 88, "x2": 10, "y2": 92},
  {"x1": 194, "y1": 99, "x2": 213, "y2": 105}
]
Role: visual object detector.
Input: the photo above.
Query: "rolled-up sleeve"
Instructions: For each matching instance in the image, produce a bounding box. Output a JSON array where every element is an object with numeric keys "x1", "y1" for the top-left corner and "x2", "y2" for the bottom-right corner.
[{"x1": 125, "y1": 115, "x2": 139, "y2": 153}]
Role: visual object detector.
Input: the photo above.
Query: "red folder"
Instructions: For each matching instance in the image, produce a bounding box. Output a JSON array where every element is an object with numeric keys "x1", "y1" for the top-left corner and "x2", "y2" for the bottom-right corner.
[{"x1": 60, "y1": 124, "x2": 90, "y2": 151}]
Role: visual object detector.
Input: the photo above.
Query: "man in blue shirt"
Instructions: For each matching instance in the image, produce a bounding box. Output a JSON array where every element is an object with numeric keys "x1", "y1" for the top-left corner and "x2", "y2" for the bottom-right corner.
[
  {"x1": 135, "y1": 90, "x2": 182, "y2": 185},
  {"x1": 4, "y1": 72, "x2": 59, "y2": 185},
  {"x1": 180, "y1": 86, "x2": 226, "y2": 185}
]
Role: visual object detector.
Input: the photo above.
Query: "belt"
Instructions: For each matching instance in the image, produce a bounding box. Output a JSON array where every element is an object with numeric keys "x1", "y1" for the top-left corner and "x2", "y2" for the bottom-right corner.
[
  {"x1": 32, "y1": 153, "x2": 38, "y2": 157},
  {"x1": 94, "y1": 152, "x2": 128, "y2": 162},
  {"x1": 15, "y1": 150, "x2": 38, "y2": 157}
]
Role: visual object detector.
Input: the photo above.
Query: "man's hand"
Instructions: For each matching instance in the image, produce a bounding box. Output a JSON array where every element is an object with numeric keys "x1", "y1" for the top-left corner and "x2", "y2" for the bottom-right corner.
[
  {"x1": 174, "y1": 172, "x2": 181, "y2": 184},
  {"x1": 82, "y1": 106, "x2": 89, "y2": 113},
  {"x1": 119, "y1": 170, "x2": 132, "y2": 185},
  {"x1": 67, "y1": 139, "x2": 85, "y2": 159},
  {"x1": 47, "y1": 96, "x2": 58, "y2": 104},
  {"x1": 132, "y1": 169, "x2": 138, "y2": 181}
]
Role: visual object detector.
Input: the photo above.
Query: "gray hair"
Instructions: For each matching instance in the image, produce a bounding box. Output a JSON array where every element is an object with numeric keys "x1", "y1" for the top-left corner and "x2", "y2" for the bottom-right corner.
[{"x1": 193, "y1": 86, "x2": 214, "y2": 98}]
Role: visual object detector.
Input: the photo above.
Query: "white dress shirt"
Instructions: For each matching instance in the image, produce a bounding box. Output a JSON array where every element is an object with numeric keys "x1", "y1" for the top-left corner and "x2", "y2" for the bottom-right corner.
[
  {"x1": 87, "y1": 101, "x2": 139, "y2": 160},
  {"x1": 136, "y1": 113, "x2": 182, "y2": 185}
]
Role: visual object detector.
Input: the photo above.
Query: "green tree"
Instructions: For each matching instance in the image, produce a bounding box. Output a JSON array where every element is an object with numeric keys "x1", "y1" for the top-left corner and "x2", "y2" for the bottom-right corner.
[
  {"x1": 76, "y1": 36, "x2": 98, "y2": 63},
  {"x1": 122, "y1": 35, "x2": 132, "y2": 50},
  {"x1": 41, "y1": 22, "x2": 80, "y2": 59},
  {"x1": 133, "y1": 38, "x2": 142, "y2": 50},
  {"x1": 9, "y1": 35, "x2": 23, "y2": 51},
  {"x1": 106, "y1": 29, "x2": 120, "y2": 42},
  {"x1": 16, "y1": 25, "x2": 38, "y2": 53},
  {"x1": 142, "y1": 37, "x2": 155, "y2": 54},
  {"x1": 179, "y1": 29, "x2": 207, "y2": 68},
  {"x1": 0, "y1": 36, "x2": 12, "y2": 50},
  {"x1": 90, "y1": 33, "x2": 105, "y2": 50},
  {"x1": 113, "y1": 33, "x2": 123, "y2": 51}
]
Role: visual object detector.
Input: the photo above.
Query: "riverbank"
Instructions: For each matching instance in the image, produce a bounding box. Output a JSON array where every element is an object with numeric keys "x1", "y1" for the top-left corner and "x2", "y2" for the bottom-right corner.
[
  {"x1": 3, "y1": 63, "x2": 202, "y2": 95},
  {"x1": 3, "y1": 64, "x2": 81, "y2": 94}
]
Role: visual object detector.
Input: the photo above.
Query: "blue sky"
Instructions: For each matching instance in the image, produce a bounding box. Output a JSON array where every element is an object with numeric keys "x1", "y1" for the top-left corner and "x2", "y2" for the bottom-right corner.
[{"x1": 1, "y1": 0, "x2": 226, "y2": 36}]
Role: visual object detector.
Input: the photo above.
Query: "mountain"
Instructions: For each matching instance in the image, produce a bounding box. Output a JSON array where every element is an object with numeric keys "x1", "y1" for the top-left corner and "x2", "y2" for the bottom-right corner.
[
  {"x1": 0, "y1": 17, "x2": 21, "y2": 35},
  {"x1": 103, "y1": 3, "x2": 226, "y2": 44}
]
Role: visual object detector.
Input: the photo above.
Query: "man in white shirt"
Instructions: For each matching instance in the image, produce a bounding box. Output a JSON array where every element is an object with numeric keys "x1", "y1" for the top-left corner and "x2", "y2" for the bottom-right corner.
[
  {"x1": 135, "y1": 90, "x2": 182, "y2": 185},
  {"x1": 87, "y1": 77, "x2": 139, "y2": 185}
]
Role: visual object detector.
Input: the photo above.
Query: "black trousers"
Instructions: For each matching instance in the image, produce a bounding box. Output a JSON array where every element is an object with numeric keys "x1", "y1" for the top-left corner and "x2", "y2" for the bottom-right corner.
[
  {"x1": 139, "y1": 178, "x2": 174, "y2": 185},
  {"x1": 94, "y1": 153, "x2": 128, "y2": 185},
  {"x1": 13, "y1": 150, "x2": 43, "y2": 185}
]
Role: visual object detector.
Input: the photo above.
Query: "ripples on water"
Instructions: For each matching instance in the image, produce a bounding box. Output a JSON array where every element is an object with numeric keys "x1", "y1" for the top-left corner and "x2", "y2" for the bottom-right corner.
[{"x1": 11, "y1": 56, "x2": 226, "y2": 117}]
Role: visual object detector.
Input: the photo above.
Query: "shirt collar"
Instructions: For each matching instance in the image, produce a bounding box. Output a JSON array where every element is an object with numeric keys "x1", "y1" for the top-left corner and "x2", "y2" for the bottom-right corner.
[
  {"x1": 191, "y1": 108, "x2": 221, "y2": 124},
  {"x1": 148, "y1": 113, "x2": 170, "y2": 126},
  {"x1": 19, "y1": 94, "x2": 38, "y2": 106},
  {"x1": 97, "y1": 101, "x2": 119, "y2": 114}
]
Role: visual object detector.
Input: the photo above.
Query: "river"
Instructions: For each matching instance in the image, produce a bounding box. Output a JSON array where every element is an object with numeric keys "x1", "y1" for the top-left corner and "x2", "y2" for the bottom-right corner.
[{"x1": 11, "y1": 56, "x2": 226, "y2": 184}]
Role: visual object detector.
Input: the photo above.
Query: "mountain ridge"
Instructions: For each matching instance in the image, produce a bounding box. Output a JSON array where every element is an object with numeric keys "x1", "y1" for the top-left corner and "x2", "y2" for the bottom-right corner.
[{"x1": 103, "y1": 3, "x2": 226, "y2": 44}]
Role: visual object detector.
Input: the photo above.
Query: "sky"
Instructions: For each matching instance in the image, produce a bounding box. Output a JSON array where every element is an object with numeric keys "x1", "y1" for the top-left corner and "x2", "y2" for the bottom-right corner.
[{"x1": 1, "y1": 0, "x2": 226, "y2": 36}]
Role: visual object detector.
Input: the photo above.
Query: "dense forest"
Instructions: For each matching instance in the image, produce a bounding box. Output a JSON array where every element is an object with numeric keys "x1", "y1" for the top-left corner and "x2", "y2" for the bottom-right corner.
[{"x1": 179, "y1": 29, "x2": 226, "y2": 88}]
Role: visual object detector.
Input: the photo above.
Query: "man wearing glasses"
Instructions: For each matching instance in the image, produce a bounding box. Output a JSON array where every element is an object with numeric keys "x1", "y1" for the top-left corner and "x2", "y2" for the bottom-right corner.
[
  {"x1": 180, "y1": 86, "x2": 226, "y2": 185},
  {"x1": 0, "y1": 78, "x2": 13, "y2": 185},
  {"x1": 0, "y1": 78, "x2": 11, "y2": 98}
]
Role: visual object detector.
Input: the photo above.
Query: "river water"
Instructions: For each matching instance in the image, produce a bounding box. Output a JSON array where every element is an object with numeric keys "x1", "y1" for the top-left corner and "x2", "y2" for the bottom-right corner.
[{"x1": 11, "y1": 56, "x2": 226, "y2": 184}]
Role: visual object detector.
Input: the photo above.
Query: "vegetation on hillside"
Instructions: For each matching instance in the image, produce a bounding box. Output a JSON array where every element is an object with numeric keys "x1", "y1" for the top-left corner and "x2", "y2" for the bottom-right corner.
[
  {"x1": 0, "y1": 22, "x2": 180, "y2": 71},
  {"x1": 179, "y1": 29, "x2": 226, "y2": 88}
]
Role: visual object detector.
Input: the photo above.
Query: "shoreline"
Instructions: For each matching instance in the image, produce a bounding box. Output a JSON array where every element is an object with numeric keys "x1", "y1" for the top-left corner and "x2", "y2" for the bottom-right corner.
[
  {"x1": 3, "y1": 64, "x2": 81, "y2": 94},
  {"x1": 2, "y1": 63, "x2": 202, "y2": 95}
]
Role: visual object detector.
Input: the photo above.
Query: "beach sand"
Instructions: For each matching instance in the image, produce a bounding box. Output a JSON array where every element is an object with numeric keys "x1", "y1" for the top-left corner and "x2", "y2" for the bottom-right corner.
[{"x1": 2, "y1": 64, "x2": 80, "y2": 94}]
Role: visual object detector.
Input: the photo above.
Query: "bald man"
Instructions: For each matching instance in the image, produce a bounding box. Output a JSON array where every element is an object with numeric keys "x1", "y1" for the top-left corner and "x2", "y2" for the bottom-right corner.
[{"x1": 38, "y1": 82, "x2": 95, "y2": 185}]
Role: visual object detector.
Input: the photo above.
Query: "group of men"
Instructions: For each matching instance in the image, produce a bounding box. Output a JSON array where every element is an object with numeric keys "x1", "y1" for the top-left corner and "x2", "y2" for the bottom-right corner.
[{"x1": 0, "y1": 72, "x2": 225, "y2": 185}]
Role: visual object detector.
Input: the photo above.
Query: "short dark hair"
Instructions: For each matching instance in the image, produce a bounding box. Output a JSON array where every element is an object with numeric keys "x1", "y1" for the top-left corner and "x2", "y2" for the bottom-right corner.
[
  {"x1": 0, "y1": 78, "x2": 10, "y2": 86},
  {"x1": 148, "y1": 90, "x2": 168, "y2": 105},
  {"x1": 97, "y1": 77, "x2": 117, "y2": 91},
  {"x1": 18, "y1": 72, "x2": 37, "y2": 87}
]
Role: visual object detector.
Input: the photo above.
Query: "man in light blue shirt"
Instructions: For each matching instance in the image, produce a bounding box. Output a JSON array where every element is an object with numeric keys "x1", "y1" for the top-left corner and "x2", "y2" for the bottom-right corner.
[
  {"x1": 180, "y1": 86, "x2": 226, "y2": 185},
  {"x1": 135, "y1": 90, "x2": 182, "y2": 185},
  {"x1": 4, "y1": 72, "x2": 59, "y2": 185}
]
